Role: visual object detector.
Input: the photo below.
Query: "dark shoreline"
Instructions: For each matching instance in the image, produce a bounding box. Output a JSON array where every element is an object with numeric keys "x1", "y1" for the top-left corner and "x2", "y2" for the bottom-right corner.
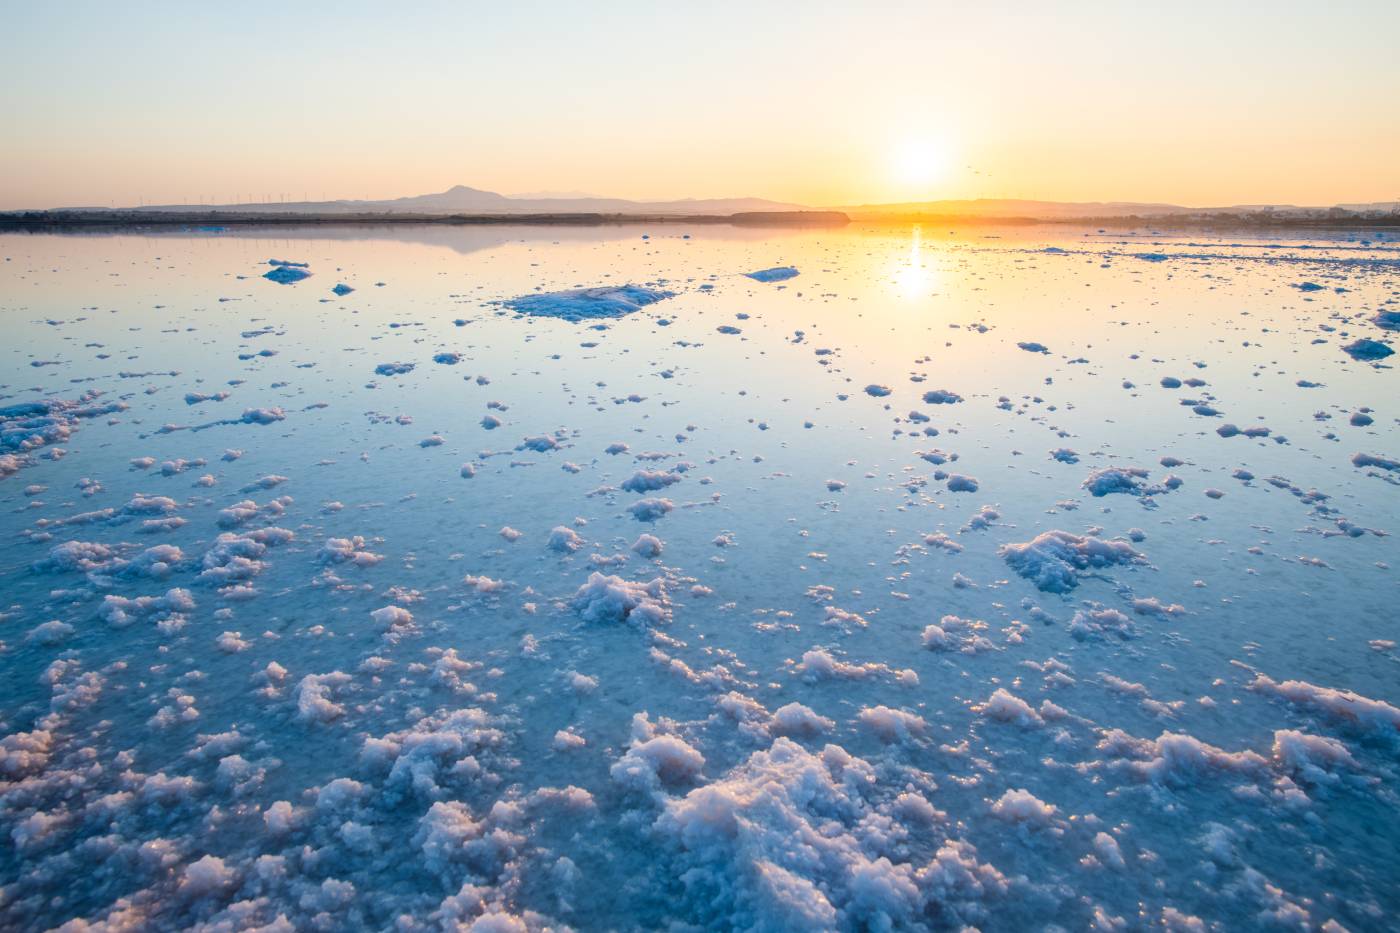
[
  {"x1": 3, "y1": 208, "x2": 1396, "y2": 235},
  {"x1": 0, "y1": 209, "x2": 851, "y2": 231}
]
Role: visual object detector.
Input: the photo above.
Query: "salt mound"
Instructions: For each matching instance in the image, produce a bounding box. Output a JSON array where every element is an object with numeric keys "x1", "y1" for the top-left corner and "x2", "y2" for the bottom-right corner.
[
  {"x1": 547, "y1": 525, "x2": 584, "y2": 553},
  {"x1": 857, "y1": 705, "x2": 926, "y2": 742},
  {"x1": 1271, "y1": 730, "x2": 1357, "y2": 783},
  {"x1": 1069, "y1": 607, "x2": 1135, "y2": 641},
  {"x1": 744, "y1": 266, "x2": 799, "y2": 283},
  {"x1": 1082, "y1": 466, "x2": 1149, "y2": 497},
  {"x1": 769, "y1": 702, "x2": 834, "y2": 737},
  {"x1": 990, "y1": 788, "x2": 1057, "y2": 825},
  {"x1": 656, "y1": 738, "x2": 1007, "y2": 930},
  {"x1": 621, "y1": 469, "x2": 682, "y2": 493},
  {"x1": 572, "y1": 572, "x2": 670, "y2": 625},
  {"x1": 629, "y1": 497, "x2": 673, "y2": 521},
  {"x1": 1352, "y1": 452, "x2": 1399, "y2": 472},
  {"x1": 947, "y1": 474, "x2": 979, "y2": 493},
  {"x1": 504, "y1": 285, "x2": 675, "y2": 321},
  {"x1": 1000, "y1": 529, "x2": 1145, "y2": 592},
  {"x1": 1342, "y1": 338, "x2": 1393, "y2": 361},
  {"x1": 611, "y1": 715, "x2": 704, "y2": 791},
  {"x1": 264, "y1": 261, "x2": 311, "y2": 284},
  {"x1": 979, "y1": 688, "x2": 1043, "y2": 726}
]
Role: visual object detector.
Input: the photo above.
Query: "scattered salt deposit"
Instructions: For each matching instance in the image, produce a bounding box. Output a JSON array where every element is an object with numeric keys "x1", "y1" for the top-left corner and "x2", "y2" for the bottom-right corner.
[{"x1": 1, "y1": 223, "x2": 1394, "y2": 932}]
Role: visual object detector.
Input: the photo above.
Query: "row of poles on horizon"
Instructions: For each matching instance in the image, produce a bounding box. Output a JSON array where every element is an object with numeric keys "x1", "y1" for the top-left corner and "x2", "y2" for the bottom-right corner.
[{"x1": 129, "y1": 193, "x2": 332, "y2": 208}]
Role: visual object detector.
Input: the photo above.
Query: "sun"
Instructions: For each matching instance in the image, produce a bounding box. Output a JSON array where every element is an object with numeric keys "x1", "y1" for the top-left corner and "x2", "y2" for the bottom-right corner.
[{"x1": 890, "y1": 137, "x2": 952, "y2": 194}]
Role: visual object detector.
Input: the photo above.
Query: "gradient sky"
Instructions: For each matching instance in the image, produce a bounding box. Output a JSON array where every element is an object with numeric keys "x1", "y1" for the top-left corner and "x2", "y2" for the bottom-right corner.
[{"x1": 3, "y1": 0, "x2": 1398, "y2": 210}]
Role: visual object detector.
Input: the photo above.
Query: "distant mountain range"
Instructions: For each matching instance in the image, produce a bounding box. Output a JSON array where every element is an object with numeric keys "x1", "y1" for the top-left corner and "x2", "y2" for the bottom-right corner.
[
  {"x1": 94, "y1": 185, "x2": 806, "y2": 216},
  {"x1": 11, "y1": 186, "x2": 1398, "y2": 225}
]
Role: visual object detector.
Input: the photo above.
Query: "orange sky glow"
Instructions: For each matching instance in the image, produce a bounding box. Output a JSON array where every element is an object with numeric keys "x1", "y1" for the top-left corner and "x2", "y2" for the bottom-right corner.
[{"x1": 2, "y1": 2, "x2": 1397, "y2": 210}]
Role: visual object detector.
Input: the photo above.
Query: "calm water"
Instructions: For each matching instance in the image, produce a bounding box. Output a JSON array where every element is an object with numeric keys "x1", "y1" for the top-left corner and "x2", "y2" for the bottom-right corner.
[{"x1": 1, "y1": 223, "x2": 1397, "y2": 931}]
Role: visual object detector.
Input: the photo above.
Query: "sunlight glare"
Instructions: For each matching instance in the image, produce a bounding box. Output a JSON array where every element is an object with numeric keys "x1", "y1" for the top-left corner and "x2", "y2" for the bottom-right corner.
[
  {"x1": 890, "y1": 137, "x2": 951, "y2": 194},
  {"x1": 891, "y1": 225, "x2": 937, "y2": 299}
]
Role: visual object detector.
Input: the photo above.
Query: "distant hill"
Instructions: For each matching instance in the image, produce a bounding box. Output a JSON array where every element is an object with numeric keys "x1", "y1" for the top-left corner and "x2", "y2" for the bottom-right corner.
[
  {"x1": 11, "y1": 188, "x2": 1397, "y2": 226},
  {"x1": 84, "y1": 184, "x2": 806, "y2": 216}
]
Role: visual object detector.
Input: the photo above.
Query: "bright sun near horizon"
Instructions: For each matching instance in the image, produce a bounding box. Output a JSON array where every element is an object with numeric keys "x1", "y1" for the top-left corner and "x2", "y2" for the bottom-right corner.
[{"x1": 888, "y1": 137, "x2": 955, "y2": 199}]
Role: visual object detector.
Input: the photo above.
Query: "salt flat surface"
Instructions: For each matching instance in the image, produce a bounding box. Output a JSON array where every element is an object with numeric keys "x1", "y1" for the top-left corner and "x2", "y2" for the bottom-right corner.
[{"x1": 1, "y1": 222, "x2": 1397, "y2": 931}]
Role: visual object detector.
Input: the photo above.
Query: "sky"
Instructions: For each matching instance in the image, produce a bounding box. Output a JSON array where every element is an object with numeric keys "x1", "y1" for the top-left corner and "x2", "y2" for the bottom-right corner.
[{"x1": 2, "y1": 0, "x2": 1398, "y2": 210}]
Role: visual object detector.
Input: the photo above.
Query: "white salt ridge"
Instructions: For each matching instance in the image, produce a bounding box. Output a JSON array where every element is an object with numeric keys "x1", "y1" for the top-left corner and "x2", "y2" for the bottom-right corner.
[
  {"x1": 1095, "y1": 729, "x2": 1268, "y2": 786},
  {"x1": 795, "y1": 647, "x2": 916, "y2": 685},
  {"x1": 1250, "y1": 674, "x2": 1400, "y2": 736}
]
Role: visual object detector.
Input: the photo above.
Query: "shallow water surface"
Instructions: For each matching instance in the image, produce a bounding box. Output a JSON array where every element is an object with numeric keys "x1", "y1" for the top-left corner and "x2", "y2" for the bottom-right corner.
[{"x1": 1, "y1": 223, "x2": 1398, "y2": 931}]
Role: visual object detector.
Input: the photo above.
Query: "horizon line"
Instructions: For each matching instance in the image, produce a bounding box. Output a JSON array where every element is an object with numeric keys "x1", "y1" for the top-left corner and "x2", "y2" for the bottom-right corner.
[{"x1": 6, "y1": 182, "x2": 1400, "y2": 217}]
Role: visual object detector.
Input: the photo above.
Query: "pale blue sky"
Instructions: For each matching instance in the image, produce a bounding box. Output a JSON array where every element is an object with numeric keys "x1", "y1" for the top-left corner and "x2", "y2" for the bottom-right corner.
[{"x1": 2, "y1": 0, "x2": 1397, "y2": 208}]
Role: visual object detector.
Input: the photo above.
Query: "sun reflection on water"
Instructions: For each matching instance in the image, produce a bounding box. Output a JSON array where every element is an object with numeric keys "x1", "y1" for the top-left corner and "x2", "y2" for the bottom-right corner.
[{"x1": 890, "y1": 224, "x2": 937, "y2": 299}]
